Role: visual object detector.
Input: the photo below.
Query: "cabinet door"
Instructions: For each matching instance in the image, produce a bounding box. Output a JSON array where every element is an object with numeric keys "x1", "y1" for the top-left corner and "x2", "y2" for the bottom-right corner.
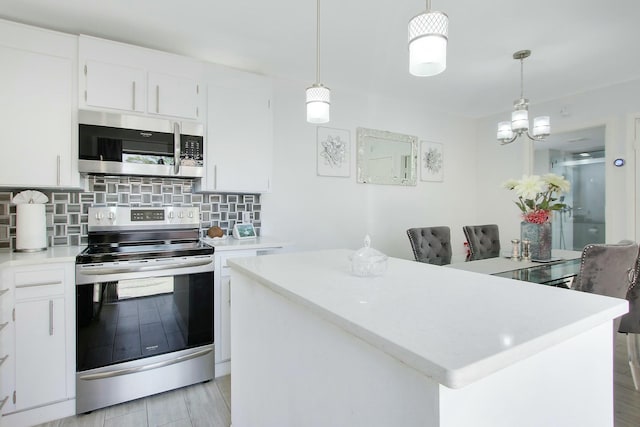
[
  {"x1": 148, "y1": 72, "x2": 200, "y2": 119},
  {"x1": 84, "y1": 59, "x2": 145, "y2": 113},
  {"x1": 14, "y1": 297, "x2": 66, "y2": 411},
  {"x1": 205, "y1": 68, "x2": 274, "y2": 193},
  {"x1": 0, "y1": 285, "x2": 12, "y2": 416},
  {"x1": 220, "y1": 275, "x2": 231, "y2": 362},
  {"x1": 0, "y1": 45, "x2": 74, "y2": 187}
]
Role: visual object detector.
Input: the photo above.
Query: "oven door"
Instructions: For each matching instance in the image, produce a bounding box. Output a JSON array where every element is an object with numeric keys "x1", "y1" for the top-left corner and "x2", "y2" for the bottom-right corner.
[{"x1": 75, "y1": 255, "x2": 214, "y2": 412}]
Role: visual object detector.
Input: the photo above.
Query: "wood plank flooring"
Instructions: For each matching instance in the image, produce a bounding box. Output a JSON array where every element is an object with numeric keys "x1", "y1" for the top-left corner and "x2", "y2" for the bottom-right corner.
[{"x1": 35, "y1": 335, "x2": 640, "y2": 426}]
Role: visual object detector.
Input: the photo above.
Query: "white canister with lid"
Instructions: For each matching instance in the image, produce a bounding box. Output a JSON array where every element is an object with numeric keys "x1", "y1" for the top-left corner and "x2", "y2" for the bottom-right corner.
[{"x1": 13, "y1": 190, "x2": 48, "y2": 252}]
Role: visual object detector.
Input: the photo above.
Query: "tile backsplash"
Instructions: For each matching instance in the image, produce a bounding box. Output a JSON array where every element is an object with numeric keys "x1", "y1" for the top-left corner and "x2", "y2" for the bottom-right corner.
[{"x1": 0, "y1": 176, "x2": 261, "y2": 250}]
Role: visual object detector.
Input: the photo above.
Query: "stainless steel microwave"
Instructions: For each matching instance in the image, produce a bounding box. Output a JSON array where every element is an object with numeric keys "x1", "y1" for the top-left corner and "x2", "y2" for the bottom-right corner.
[{"x1": 78, "y1": 110, "x2": 204, "y2": 178}]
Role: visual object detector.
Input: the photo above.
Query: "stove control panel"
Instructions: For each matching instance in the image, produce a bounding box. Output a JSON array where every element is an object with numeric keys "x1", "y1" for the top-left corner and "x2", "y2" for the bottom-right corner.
[{"x1": 88, "y1": 206, "x2": 200, "y2": 230}]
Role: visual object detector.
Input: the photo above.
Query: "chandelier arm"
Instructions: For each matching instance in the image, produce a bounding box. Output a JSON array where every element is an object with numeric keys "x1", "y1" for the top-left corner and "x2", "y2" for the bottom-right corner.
[{"x1": 500, "y1": 133, "x2": 520, "y2": 145}]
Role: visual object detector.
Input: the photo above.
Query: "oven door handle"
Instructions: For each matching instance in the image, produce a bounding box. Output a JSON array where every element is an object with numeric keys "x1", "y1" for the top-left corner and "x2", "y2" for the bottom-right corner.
[
  {"x1": 78, "y1": 258, "x2": 212, "y2": 275},
  {"x1": 78, "y1": 347, "x2": 213, "y2": 381},
  {"x1": 174, "y1": 121, "x2": 181, "y2": 175}
]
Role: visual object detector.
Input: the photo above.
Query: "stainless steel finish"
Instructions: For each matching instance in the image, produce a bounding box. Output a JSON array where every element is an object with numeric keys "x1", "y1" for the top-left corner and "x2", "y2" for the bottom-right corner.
[
  {"x1": 132, "y1": 81, "x2": 136, "y2": 110},
  {"x1": 78, "y1": 159, "x2": 203, "y2": 178},
  {"x1": 0, "y1": 322, "x2": 8, "y2": 333},
  {"x1": 0, "y1": 289, "x2": 9, "y2": 298},
  {"x1": 79, "y1": 110, "x2": 204, "y2": 137},
  {"x1": 87, "y1": 206, "x2": 201, "y2": 230},
  {"x1": 79, "y1": 347, "x2": 212, "y2": 380},
  {"x1": 156, "y1": 85, "x2": 160, "y2": 113},
  {"x1": 0, "y1": 355, "x2": 8, "y2": 367},
  {"x1": 76, "y1": 344, "x2": 214, "y2": 414},
  {"x1": 49, "y1": 300, "x2": 53, "y2": 336},
  {"x1": 56, "y1": 155, "x2": 61, "y2": 186},
  {"x1": 16, "y1": 281, "x2": 61, "y2": 288},
  {"x1": 78, "y1": 256, "x2": 213, "y2": 276},
  {"x1": 0, "y1": 395, "x2": 8, "y2": 411},
  {"x1": 76, "y1": 254, "x2": 213, "y2": 284},
  {"x1": 174, "y1": 122, "x2": 181, "y2": 175}
]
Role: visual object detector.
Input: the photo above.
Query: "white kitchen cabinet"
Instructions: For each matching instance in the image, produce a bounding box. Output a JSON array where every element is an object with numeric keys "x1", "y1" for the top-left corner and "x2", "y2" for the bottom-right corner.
[
  {"x1": 0, "y1": 19, "x2": 80, "y2": 188},
  {"x1": 0, "y1": 262, "x2": 75, "y2": 426},
  {"x1": 214, "y1": 249, "x2": 257, "y2": 376},
  {"x1": 199, "y1": 64, "x2": 274, "y2": 193},
  {"x1": 84, "y1": 59, "x2": 145, "y2": 113},
  {"x1": 148, "y1": 72, "x2": 200, "y2": 119},
  {"x1": 79, "y1": 35, "x2": 203, "y2": 120}
]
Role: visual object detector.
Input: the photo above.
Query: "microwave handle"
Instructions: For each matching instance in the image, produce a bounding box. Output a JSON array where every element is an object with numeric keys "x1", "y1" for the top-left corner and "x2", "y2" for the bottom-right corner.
[{"x1": 174, "y1": 122, "x2": 181, "y2": 175}]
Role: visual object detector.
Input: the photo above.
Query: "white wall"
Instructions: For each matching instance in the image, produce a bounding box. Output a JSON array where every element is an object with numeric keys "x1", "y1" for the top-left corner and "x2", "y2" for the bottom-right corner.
[
  {"x1": 261, "y1": 79, "x2": 478, "y2": 261},
  {"x1": 475, "y1": 79, "x2": 640, "y2": 247}
]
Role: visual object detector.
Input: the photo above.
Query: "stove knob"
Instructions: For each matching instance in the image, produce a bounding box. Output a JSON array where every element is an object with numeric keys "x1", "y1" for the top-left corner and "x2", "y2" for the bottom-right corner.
[
  {"x1": 188, "y1": 211, "x2": 193, "y2": 218},
  {"x1": 178, "y1": 211, "x2": 184, "y2": 219},
  {"x1": 96, "y1": 211, "x2": 104, "y2": 221},
  {"x1": 108, "y1": 212, "x2": 115, "y2": 222}
]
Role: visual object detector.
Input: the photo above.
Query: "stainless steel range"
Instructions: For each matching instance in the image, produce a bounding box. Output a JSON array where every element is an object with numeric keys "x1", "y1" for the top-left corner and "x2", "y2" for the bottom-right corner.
[{"x1": 75, "y1": 206, "x2": 214, "y2": 413}]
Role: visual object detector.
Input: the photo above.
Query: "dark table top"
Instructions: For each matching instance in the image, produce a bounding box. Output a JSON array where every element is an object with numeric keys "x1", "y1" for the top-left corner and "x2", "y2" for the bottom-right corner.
[{"x1": 492, "y1": 258, "x2": 581, "y2": 287}]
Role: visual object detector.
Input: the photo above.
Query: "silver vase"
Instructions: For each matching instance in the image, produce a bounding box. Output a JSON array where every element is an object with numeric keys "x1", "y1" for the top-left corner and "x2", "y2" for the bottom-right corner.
[{"x1": 520, "y1": 221, "x2": 552, "y2": 260}]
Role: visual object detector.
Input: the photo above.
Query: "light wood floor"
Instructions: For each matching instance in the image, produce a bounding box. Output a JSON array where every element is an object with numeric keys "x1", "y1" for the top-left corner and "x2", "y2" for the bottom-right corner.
[{"x1": 37, "y1": 334, "x2": 640, "y2": 426}]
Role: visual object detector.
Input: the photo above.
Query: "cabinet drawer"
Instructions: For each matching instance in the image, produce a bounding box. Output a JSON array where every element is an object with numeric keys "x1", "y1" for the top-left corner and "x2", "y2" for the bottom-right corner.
[
  {"x1": 14, "y1": 268, "x2": 65, "y2": 300},
  {"x1": 219, "y1": 250, "x2": 257, "y2": 277}
]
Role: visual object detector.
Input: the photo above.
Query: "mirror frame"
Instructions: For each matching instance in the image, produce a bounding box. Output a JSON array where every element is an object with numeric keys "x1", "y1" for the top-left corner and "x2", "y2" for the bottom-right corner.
[{"x1": 356, "y1": 127, "x2": 418, "y2": 186}]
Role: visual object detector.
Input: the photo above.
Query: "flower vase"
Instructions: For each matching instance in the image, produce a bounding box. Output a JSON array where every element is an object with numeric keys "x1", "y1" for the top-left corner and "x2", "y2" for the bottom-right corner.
[{"x1": 520, "y1": 221, "x2": 552, "y2": 261}]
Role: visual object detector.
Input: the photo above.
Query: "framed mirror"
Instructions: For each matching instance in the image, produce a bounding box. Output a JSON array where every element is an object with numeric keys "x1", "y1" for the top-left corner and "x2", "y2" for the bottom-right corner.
[{"x1": 356, "y1": 127, "x2": 418, "y2": 186}]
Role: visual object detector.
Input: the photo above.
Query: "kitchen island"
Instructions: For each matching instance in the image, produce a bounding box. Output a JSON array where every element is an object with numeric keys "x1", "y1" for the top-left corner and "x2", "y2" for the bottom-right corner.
[{"x1": 228, "y1": 249, "x2": 627, "y2": 427}]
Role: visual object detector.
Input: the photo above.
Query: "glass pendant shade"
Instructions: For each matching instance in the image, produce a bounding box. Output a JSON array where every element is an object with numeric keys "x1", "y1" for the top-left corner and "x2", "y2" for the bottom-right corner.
[
  {"x1": 497, "y1": 121, "x2": 514, "y2": 140},
  {"x1": 408, "y1": 11, "x2": 448, "y2": 77},
  {"x1": 306, "y1": 84, "x2": 331, "y2": 124},
  {"x1": 511, "y1": 109, "x2": 529, "y2": 131},
  {"x1": 532, "y1": 116, "x2": 551, "y2": 137}
]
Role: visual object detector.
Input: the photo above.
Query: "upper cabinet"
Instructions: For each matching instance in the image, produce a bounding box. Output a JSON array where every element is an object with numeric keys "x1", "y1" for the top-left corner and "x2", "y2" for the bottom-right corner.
[
  {"x1": 0, "y1": 19, "x2": 80, "y2": 188},
  {"x1": 198, "y1": 64, "x2": 274, "y2": 193},
  {"x1": 79, "y1": 35, "x2": 203, "y2": 120}
]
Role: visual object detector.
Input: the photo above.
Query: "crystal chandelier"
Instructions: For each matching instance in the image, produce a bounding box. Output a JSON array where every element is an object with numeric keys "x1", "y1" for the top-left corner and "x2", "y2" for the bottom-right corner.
[
  {"x1": 306, "y1": 0, "x2": 330, "y2": 123},
  {"x1": 497, "y1": 50, "x2": 550, "y2": 145},
  {"x1": 408, "y1": 0, "x2": 449, "y2": 77}
]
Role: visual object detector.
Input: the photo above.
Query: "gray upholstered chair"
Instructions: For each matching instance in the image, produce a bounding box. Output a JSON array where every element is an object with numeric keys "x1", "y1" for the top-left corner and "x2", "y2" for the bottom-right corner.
[
  {"x1": 572, "y1": 241, "x2": 638, "y2": 331},
  {"x1": 407, "y1": 226, "x2": 452, "y2": 266},
  {"x1": 618, "y1": 245, "x2": 640, "y2": 390},
  {"x1": 462, "y1": 224, "x2": 501, "y2": 261}
]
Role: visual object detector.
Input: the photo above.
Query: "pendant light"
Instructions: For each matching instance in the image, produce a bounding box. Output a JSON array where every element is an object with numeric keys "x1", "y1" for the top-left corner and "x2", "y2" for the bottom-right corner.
[
  {"x1": 306, "y1": 0, "x2": 330, "y2": 123},
  {"x1": 497, "y1": 50, "x2": 551, "y2": 145},
  {"x1": 408, "y1": 0, "x2": 449, "y2": 77}
]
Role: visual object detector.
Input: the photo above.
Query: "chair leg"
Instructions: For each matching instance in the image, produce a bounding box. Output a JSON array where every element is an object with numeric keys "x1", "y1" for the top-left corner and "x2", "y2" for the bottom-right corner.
[{"x1": 626, "y1": 333, "x2": 640, "y2": 390}]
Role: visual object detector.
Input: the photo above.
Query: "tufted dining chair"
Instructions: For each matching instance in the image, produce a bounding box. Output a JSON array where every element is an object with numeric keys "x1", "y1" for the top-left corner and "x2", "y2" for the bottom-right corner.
[
  {"x1": 617, "y1": 244, "x2": 640, "y2": 390},
  {"x1": 462, "y1": 224, "x2": 501, "y2": 261},
  {"x1": 406, "y1": 226, "x2": 452, "y2": 266}
]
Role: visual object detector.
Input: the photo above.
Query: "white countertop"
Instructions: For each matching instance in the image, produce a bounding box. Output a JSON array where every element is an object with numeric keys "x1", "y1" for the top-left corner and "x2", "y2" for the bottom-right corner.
[
  {"x1": 0, "y1": 245, "x2": 83, "y2": 267},
  {"x1": 447, "y1": 249, "x2": 582, "y2": 275},
  {"x1": 228, "y1": 249, "x2": 627, "y2": 389},
  {"x1": 202, "y1": 236, "x2": 288, "y2": 252}
]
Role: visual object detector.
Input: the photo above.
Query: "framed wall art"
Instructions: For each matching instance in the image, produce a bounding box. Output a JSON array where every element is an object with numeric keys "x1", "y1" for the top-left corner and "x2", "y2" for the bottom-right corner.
[
  {"x1": 420, "y1": 140, "x2": 444, "y2": 182},
  {"x1": 317, "y1": 127, "x2": 350, "y2": 177}
]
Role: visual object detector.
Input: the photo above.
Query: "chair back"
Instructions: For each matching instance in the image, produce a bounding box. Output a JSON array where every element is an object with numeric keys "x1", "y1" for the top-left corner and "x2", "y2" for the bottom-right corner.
[
  {"x1": 463, "y1": 224, "x2": 500, "y2": 261},
  {"x1": 407, "y1": 226, "x2": 452, "y2": 266},
  {"x1": 618, "y1": 245, "x2": 640, "y2": 334},
  {"x1": 574, "y1": 241, "x2": 638, "y2": 331}
]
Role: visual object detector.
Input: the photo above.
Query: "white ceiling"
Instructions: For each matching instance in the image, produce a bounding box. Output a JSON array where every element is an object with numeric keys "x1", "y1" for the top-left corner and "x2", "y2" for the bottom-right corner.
[{"x1": 2, "y1": 0, "x2": 640, "y2": 118}]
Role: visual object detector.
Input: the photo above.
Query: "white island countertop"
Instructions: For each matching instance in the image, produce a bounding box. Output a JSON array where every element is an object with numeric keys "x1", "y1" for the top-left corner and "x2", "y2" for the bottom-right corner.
[{"x1": 228, "y1": 249, "x2": 627, "y2": 389}]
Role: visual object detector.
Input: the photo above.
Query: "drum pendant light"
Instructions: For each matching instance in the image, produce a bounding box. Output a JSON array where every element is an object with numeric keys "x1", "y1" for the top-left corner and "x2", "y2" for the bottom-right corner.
[
  {"x1": 408, "y1": 0, "x2": 449, "y2": 77},
  {"x1": 306, "y1": 0, "x2": 330, "y2": 123}
]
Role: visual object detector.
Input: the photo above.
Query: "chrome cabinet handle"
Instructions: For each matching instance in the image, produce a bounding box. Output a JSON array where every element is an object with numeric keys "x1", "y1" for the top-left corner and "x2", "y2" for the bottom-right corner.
[
  {"x1": 132, "y1": 81, "x2": 136, "y2": 110},
  {"x1": 174, "y1": 122, "x2": 181, "y2": 175},
  {"x1": 0, "y1": 322, "x2": 8, "y2": 333},
  {"x1": 49, "y1": 300, "x2": 53, "y2": 336},
  {"x1": 56, "y1": 155, "x2": 61, "y2": 186},
  {"x1": 0, "y1": 395, "x2": 8, "y2": 411},
  {"x1": 17, "y1": 281, "x2": 61, "y2": 288},
  {"x1": 0, "y1": 288, "x2": 8, "y2": 298},
  {"x1": 79, "y1": 347, "x2": 212, "y2": 380},
  {"x1": 0, "y1": 355, "x2": 8, "y2": 367},
  {"x1": 156, "y1": 85, "x2": 160, "y2": 113}
]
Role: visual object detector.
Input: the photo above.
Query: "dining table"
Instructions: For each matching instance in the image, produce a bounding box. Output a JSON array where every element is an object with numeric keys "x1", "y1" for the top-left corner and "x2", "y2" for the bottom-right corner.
[{"x1": 446, "y1": 249, "x2": 583, "y2": 288}]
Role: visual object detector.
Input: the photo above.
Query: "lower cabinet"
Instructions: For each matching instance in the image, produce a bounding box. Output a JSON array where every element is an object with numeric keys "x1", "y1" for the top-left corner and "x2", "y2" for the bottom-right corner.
[
  {"x1": 0, "y1": 262, "x2": 75, "y2": 427},
  {"x1": 214, "y1": 250, "x2": 257, "y2": 377}
]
